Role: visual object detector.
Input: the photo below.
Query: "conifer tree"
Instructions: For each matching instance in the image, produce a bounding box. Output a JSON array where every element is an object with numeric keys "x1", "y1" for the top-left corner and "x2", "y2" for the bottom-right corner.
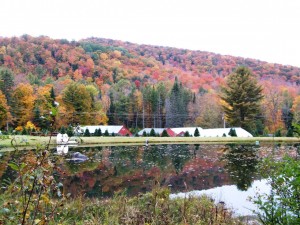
[
  {"x1": 194, "y1": 128, "x2": 200, "y2": 137},
  {"x1": 161, "y1": 129, "x2": 169, "y2": 137},
  {"x1": 166, "y1": 77, "x2": 191, "y2": 127},
  {"x1": 220, "y1": 67, "x2": 263, "y2": 132},
  {"x1": 228, "y1": 128, "x2": 237, "y2": 137},
  {"x1": 84, "y1": 128, "x2": 91, "y2": 136},
  {"x1": 0, "y1": 67, "x2": 14, "y2": 106},
  {"x1": 150, "y1": 128, "x2": 156, "y2": 137}
]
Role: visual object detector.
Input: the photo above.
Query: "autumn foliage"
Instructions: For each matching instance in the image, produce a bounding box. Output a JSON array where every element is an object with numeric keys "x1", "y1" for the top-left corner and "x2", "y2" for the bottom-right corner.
[{"x1": 0, "y1": 35, "x2": 299, "y2": 135}]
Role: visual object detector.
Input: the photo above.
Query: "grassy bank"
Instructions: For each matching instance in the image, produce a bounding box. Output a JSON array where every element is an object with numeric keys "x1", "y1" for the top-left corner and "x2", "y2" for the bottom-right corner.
[
  {"x1": 0, "y1": 135, "x2": 299, "y2": 151},
  {"x1": 1, "y1": 186, "x2": 252, "y2": 225}
]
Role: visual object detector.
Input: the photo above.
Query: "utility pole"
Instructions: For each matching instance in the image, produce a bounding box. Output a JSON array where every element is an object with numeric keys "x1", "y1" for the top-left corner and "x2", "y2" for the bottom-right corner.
[{"x1": 222, "y1": 113, "x2": 226, "y2": 128}]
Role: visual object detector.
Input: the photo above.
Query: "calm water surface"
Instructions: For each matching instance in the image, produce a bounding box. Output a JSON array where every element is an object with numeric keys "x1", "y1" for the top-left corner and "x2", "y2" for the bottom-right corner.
[{"x1": 1, "y1": 143, "x2": 299, "y2": 215}]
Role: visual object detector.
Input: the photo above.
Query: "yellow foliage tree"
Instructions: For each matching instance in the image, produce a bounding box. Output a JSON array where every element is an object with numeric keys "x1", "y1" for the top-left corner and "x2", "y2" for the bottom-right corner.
[
  {"x1": 12, "y1": 83, "x2": 36, "y2": 126},
  {"x1": 0, "y1": 90, "x2": 12, "y2": 128},
  {"x1": 25, "y1": 121, "x2": 37, "y2": 131}
]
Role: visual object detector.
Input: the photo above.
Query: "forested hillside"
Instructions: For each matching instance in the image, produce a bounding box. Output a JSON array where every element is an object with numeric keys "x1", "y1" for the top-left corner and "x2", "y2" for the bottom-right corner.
[{"x1": 0, "y1": 35, "x2": 299, "y2": 135}]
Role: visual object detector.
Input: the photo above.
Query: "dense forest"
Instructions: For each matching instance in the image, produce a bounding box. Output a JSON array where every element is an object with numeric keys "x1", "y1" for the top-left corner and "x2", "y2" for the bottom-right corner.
[{"x1": 0, "y1": 35, "x2": 299, "y2": 135}]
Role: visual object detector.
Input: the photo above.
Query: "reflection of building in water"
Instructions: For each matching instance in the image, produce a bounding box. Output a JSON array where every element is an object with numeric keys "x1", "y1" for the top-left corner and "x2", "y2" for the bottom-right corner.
[{"x1": 57, "y1": 145, "x2": 68, "y2": 155}]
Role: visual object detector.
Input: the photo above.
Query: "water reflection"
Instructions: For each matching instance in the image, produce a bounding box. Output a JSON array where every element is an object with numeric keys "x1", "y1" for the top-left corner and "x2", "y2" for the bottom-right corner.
[
  {"x1": 0, "y1": 143, "x2": 297, "y2": 199},
  {"x1": 221, "y1": 144, "x2": 259, "y2": 191},
  {"x1": 57, "y1": 145, "x2": 69, "y2": 155}
]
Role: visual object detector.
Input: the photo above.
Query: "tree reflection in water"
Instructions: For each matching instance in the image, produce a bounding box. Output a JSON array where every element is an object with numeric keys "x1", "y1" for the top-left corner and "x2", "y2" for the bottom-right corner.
[{"x1": 222, "y1": 144, "x2": 259, "y2": 191}]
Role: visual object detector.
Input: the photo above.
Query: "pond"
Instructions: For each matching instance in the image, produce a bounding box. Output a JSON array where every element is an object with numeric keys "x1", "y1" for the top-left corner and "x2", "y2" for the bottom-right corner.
[{"x1": 1, "y1": 143, "x2": 299, "y2": 216}]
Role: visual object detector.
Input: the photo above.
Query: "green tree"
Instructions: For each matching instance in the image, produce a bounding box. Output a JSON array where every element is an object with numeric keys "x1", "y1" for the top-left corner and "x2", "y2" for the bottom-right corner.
[
  {"x1": 0, "y1": 90, "x2": 11, "y2": 129},
  {"x1": 228, "y1": 128, "x2": 237, "y2": 137},
  {"x1": 50, "y1": 86, "x2": 56, "y2": 106},
  {"x1": 84, "y1": 128, "x2": 91, "y2": 137},
  {"x1": 184, "y1": 131, "x2": 190, "y2": 137},
  {"x1": 150, "y1": 128, "x2": 156, "y2": 137},
  {"x1": 161, "y1": 129, "x2": 169, "y2": 137},
  {"x1": 62, "y1": 82, "x2": 92, "y2": 125},
  {"x1": 104, "y1": 129, "x2": 109, "y2": 136},
  {"x1": 0, "y1": 67, "x2": 14, "y2": 106},
  {"x1": 194, "y1": 128, "x2": 200, "y2": 137},
  {"x1": 166, "y1": 77, "x2": 191, "y2": 127},
  {"x1": 253, "y1": 156, "x2": 300, "y2": 224},
  {"x1": 220, "y1": 67, "x2": 263, "y2": 132}
]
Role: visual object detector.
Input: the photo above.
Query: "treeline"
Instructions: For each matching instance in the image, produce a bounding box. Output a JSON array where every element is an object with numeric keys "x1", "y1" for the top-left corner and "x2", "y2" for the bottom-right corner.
[{"x1": 0, "y1": 35, "x2": 299, "y2": 136}]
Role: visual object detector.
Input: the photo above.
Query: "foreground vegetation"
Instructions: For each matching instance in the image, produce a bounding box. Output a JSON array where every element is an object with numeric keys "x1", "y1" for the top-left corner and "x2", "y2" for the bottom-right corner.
[
  {"x1": 0, "y1": 144, "x2": 251, "y2": 225},
  {"x1": 1, "y1": 186, "x2": 249, "y2": 225},
  {"x1": 252, "y1": 155, "x2": 300, "y2": 224}
]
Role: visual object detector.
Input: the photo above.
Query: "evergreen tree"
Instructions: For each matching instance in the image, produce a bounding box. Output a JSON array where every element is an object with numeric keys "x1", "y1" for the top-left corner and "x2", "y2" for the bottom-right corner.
[
  {"x1": 274, "y1": 129, "x2": 281, "y2": 137},
  {"x1": 60, "y1": 126, "x2": 66, "y2": 134},
  {"x1": 184, "y1": 131, "x2": 190, "y2": 137},
  {"x1": 142, "y1": 131, "x2": 147, "y2": 137},
  {"x1": 84, "y1": 128, "x2": 91, "y2": 136},
  {"x1": 220, "y1": 67, "x2": 263, "y2": 132},
  {"x1": 228, "y1": 128, "x2": 237, "y2": 137},
  {"x1": 66, "y1": 125, "x2": 74, "y2": 137},
  {"x1": 108, "y1": 93, "x2": 115, "y2": 125},
  {"x1": 194, "y1": 128, "x2": 200, "y2": 137},
  {"x1": 161, "y1": 129, "x2": 169, "y2": 137},
  {"x1": 98, "y1": 128, "x2": 102, "y2": 136},
  {"x1": 286, "y1": 127, "x2": 294, "y2": 137},
  {"x1": 32, "y1": 107, "x2": 42, "y2": 128},
  {"x1": 50, "y1": 87, "x2": 56, "y2": 107},
  {"x1": 104, "y1": 129, "x2": 109, "y2": 136},
  {"x1": 166, "y1": 77, "x2": 191, "y2": 127},
  {"x1": 150, "y1": 128, "x2": 156, "y2": 137},
  {"x1": 0, "y1": 67, "x2": 14, "y2": 106},
  {"x1": 21, "y1": 127, "x2": 28, "y2": 135}
]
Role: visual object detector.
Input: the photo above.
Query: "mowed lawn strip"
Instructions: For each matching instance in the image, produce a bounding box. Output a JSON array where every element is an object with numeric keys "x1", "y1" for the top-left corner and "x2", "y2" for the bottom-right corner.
[{"x1": 0, "y1": 135, "x2": 299, "y2": 151}]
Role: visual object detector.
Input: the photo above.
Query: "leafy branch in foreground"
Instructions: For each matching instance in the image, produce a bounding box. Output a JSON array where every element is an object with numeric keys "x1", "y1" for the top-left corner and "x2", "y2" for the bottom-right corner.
[
  {"x1": 252, "y1": 155, "x2": 300, "y2": 224},
  {"x1": 0, "y1": 144, "x2": 67, "y2": 225},
  {"x1": 0, "y1": 104, "x2": 68, "y2": 225}
]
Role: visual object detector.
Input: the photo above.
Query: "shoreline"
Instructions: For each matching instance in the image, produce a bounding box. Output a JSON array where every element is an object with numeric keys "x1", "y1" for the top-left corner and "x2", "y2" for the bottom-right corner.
[{"x1": 0, "y1": 135, "x2": 299, "y2": 152}]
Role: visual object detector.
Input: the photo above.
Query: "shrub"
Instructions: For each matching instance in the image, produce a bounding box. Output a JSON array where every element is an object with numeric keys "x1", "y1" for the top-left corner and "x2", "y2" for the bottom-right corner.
[{"x1": 252, "y1": 156, "x2": 300, "y2": 224}]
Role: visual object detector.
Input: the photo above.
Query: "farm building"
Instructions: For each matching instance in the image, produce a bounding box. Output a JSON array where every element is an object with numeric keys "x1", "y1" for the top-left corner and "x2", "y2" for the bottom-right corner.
[
  {"x1": 171, "y1": 127, "x2": 203, "y2": 136},
  {"x1": 77, "y1": 125, "x2": 131, "y2": 136},
  {"x1": 138, "y1": 127, "x2": 252, "y2": 137},
  {"x1": 138, "y1": 128, "x2": 176, "y2": 136}
]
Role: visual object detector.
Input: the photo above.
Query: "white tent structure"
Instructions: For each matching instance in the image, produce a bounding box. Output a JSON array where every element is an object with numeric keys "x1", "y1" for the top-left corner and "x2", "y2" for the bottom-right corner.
[
  {"x1": 171, "y1": 127, "x2": 203, "y2": 136},
  {"x1": 77, "y1": 125, "x2": 131, "y2": 136},
  {"x1": 137, "y1": 128, "x2": 165, "y2": 136},
  {"x1": 201, "y1": 127, "x2": 253, "y2": 137}
]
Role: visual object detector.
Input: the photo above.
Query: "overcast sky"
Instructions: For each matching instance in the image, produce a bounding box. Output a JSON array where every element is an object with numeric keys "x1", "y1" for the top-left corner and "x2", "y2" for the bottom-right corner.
[{"x1": 1, "y1": 0, "x2": 300, "y2": 67}]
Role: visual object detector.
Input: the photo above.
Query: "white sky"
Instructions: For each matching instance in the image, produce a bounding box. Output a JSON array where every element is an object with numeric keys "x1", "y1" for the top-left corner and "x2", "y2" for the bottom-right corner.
[{"x1": 1, "y1": 0, "x2": 300, "y2": 67}]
